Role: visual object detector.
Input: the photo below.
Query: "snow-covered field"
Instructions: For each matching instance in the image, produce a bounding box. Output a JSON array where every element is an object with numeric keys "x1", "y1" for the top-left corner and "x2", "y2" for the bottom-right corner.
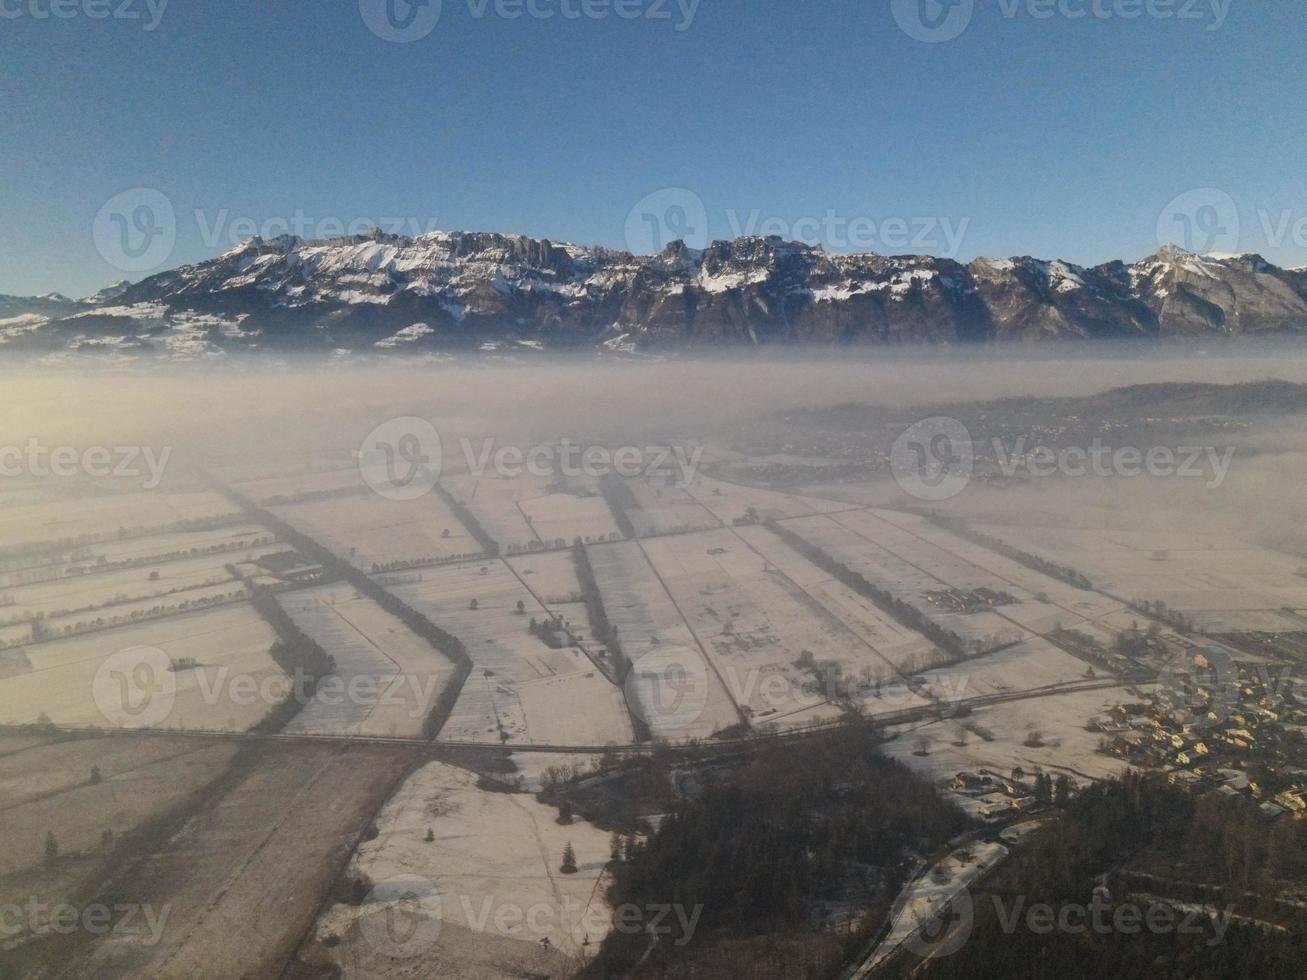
[
  {"x1": 683, "y1": 473, "x2": 848, "y2": 524},
  {"x1": 231, "y1": 464, "x2": 366, "y2": 504},
  {"x1": 0, "y1": 490, "x2": 240, "y2": 550},
  {"x1": 882, "y1": 685, "x2": 1135, "y2": 785},
  {"x1": 312, "y1": 761, "x2": 613, "y2": 976},
  {"x1": 1, "y1": 546, "x2": 277, "y2": 621},
  {"x1": 0, "y1": 604, "x2": 282, "y2": 731},
  {"x1": 919, "y1": 638, "x2": 1096, "y2": 702},
  {"x1": 388, "y1": 560, "x2": 633, "y2": 745},
  {"x1": 638, "y1": 529, "x2": 853, "y2": 729},
  {"x1": 777, "y1": 509, "x2": 1128, "y2": 650},
  {"x1": 620, "y1": 474, "x2": 721, "y2": 537},
  {"x1": 973, "y1": 520, "x2": 1307, "y2": 630},
  {"x1": 517, "y1": 485, "x2": 624, "y2": 546},
  {"x1": 441, "y1": 472, "x2": 555, "y2": 551},
  {"x1": 587, "y1": 539, "x2": 742, "y2": 740},
  {"x1": 278, "y1": 583, "x2": 459, "y2": 737},
  {"x1": 734, "y1": 523, "x2": 938, "y2": 673},
  {"x1": 271, "y1": 492, "x2": 482, "y2": 570}
]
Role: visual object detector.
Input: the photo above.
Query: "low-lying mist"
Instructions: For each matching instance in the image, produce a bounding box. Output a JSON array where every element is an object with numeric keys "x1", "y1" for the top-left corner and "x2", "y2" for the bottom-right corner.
[{"x1": 5, "y1": 343, "x2": 1307, "y2": 453}]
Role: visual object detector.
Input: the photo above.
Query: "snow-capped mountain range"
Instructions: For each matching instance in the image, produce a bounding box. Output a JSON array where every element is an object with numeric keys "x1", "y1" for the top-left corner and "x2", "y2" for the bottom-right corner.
[{"x1": 4, "y1": 232, "x2": 1307, "y2": 359}]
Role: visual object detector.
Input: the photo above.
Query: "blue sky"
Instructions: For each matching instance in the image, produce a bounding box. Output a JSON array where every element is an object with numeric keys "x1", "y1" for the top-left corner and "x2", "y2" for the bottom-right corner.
[{"x1": 1, "y1": 0, "x2": 1304, "y2": 297}]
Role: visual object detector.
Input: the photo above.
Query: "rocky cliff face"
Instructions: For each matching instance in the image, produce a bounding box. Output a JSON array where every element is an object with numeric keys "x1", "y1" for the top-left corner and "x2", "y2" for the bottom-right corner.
[{"x1": 4, "y1": 232, "x2": 1306, "y2": 359}]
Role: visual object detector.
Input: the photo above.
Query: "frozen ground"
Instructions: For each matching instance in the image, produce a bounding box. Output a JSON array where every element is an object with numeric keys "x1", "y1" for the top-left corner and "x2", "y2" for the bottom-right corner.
[
  {"x1": 278, "y1": 583, "x2": 458, "y2": 737},
  {"x1": 314, "y1": 761, "x2": 613, "y2": 975},
  {"x1": 0, "y1": 605, "x2": 282, "y2": 731},
  {"x1": 587, "y1": 539, "x2": 742, "y2": 740},
  {"x1": 389, "y1": 560, "x2": 632, "y2": 745},
  {"x1": 881, "y1": 685, "x2": 1136, "y2": 785}
]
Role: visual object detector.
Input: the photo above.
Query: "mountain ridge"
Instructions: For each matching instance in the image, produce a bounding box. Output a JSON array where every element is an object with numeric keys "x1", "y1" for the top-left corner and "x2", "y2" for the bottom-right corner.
[{"x1": 3, "y1": 231, "x2": 1306, "y2": 359}]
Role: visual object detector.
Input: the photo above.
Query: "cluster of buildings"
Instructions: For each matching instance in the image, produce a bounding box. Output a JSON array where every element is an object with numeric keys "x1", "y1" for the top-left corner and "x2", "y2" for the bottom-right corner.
[
  {"x1": 1095, "y1": 652, "x2": 1307, "y2": 821},
  {"x1": 948, "y1": 769, "x2": 1043, "y2": 822}
]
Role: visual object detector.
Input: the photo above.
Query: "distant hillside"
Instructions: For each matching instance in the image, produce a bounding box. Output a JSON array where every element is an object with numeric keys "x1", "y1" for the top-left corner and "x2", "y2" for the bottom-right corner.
[{"x1": 783, "y1": 381, "x2": 1307, "y2": 429}]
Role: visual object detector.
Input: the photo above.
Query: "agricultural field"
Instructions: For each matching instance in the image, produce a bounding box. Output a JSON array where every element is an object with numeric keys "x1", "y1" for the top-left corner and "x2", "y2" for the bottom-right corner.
[
  {"x1": 732, "y1": 523, "x2": 938, "y2": 676},
  {"x1": 61, "y1": 741, "x2": 416, "y2": 980},
  {"x1": 387, "y1": 560, "x2": 633, "y2": 746},
  {"x1": 636, "y1": 529, "x2": 872, "y2": 730},
  {"x1": 271, "y1": 492, "x2": 482, "y2": 571},
  {"x1": 40, "y1": 582, "x2": 250, "y2": 639},
  {"x1": 0, "y1": 605, "x2": 283, "y2": 732},
  {"x1": 304, "y1": 760, "x2": 613, "y2": 979},
  {"x1": 278, "y1": 583, "x2": 460, "y2": 738},
  {"x1": 505, "y1": 550, "x2": 585, "y2": 614},
  {"x1": 918, "y1": 637, "x2": 1099, "y2": 702},
  {"x1": 587, "y1": 540, "x2": 742, "y2": 740},
  {"x1": 971, "y1": 519, "x2": 1307, "y2": 631},
  {"x1": 683, "y1": 473, "x2": 849, "y2": 525},
  {"x1": 207, "y1": 452, "x2": 360, "y2": 490},
  {"x1": 603, "y1": 474, "x2": 721, "y2": 537},
  {"x1": 229, "y1": 464, "x2": 365, "y2": 505},
  {"x1": 0, "y1": 523, "x2": 277, "y2": 590},
  {"x1": 517, "y1": 483, "x2": 623, "y2": 547},
  {"x1": 0, "y1": 547, "x2": 277, "y2": 623},
  {"x1": 0, "y1": 733, "x2": 242, "y2": 976},
  {"x1": 0, "y1": 490, "x2": 241, "y2": 553},
  {"x1": 0, "y1": 733, "x2": 239, "y2": 883},
  {"x1": 441, "y1": 472, "x2": 555, "y2": 552},
  {"x1": 777, "y1": 512, "x2": 1042, "y2": 651},
  {"x1": 882, "y1": 684, "x2": 1136, "y2": 786}
]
